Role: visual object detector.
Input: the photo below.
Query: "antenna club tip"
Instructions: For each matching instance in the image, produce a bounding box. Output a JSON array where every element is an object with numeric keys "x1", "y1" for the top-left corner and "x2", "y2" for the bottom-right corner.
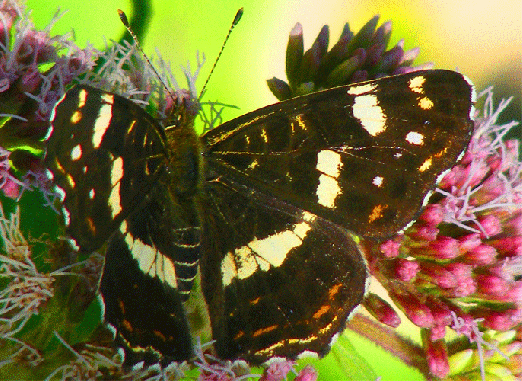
[
  {"x1": 234, "y1": 8, "x2": 244, "y2": 25},
  {"x1": 117, "y1": 9, "x2": 129, "y2": 25}
]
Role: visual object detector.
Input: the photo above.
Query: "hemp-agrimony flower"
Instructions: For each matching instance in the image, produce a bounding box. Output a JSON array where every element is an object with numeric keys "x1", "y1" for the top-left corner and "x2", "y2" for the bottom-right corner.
[
  {"x1": 268, "y1": 15, "x2": 432, "y2": 100},
  {"x1": 360, "y1": 88, "x2": 522, "y2": 379}
]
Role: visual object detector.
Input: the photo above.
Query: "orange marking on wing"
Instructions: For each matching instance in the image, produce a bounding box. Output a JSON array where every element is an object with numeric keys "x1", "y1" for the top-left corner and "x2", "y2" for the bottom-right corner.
[
  {"x1": 253, "y1": 325, "x2": 278, "y2": 337},
  {"x1": 368, "y1": 204, "x2": 388, "y2": 223},
  {"x1": 154, "y1": 330, "x2": 166, "y2": 341},
  {"x1": 122, "y1": 319, "x2": 133, "y2": 332}
]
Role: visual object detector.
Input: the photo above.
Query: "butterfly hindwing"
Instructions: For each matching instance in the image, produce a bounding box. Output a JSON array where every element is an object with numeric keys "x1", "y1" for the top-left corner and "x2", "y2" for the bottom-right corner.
[
  {"x1": 202, "y1": 70, "x2": 473, "y2": 238},
  {"x1": 100, "y1": 181, "x2": 200, "y2": 363},
  {"x1": 201, "y1": 175, "x2": 367, "y2": 362}
]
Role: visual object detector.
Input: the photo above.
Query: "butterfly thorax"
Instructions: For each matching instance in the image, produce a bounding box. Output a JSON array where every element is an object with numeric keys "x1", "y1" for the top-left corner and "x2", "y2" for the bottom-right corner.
[{"x1": 164, "y1": 120, "x2": 203, "y2": 198}]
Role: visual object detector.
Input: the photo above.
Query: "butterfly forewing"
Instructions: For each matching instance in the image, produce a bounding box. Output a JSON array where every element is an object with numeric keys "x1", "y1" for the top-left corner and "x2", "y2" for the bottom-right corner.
[
  {"x1": 46, "y1": 86, "x2": 169, "y2": 251},
  {"x1": 202, "y1": 70, "x2": 474, "y2": 238}
]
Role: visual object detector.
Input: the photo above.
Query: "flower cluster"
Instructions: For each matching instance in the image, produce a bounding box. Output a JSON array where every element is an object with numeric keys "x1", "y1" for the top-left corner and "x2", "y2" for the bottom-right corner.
[
  {"x1": 267, "y1": 16, "x2": 432, "y2": 101},
  {"x1": 0, "y1": 205, "x2": 81, "y2": 369},
  {"x1": 361, "y1": 87, "x2": 522, "y2": 379},
  {"x1": 0, "y1": 0, "x2": 97, "y2": 198}
]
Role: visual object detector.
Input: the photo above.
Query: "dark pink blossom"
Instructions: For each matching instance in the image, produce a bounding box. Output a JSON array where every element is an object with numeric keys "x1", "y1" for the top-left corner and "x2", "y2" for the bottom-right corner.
[{"x1": 360, "y1": 87, "x2": 522, "y2": 379}]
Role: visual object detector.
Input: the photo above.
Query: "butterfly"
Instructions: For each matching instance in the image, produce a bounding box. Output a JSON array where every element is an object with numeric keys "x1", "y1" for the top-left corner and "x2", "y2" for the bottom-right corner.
[{"x1": 44, "y1": 69, "x2": 474, "y2": 365}]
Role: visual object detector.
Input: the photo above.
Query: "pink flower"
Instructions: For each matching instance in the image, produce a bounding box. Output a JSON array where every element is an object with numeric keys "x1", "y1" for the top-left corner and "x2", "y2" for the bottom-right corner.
[
  {"x1": 295, "y1": 365, "x2": 318, "y2": 381},
  {"x1": 360, "y1": 87, "x2": 522, "y2": 379},
  {"x1": 425, "y1": 339, "x2": 450, "y2": 378},
  {"x1": 260, "y1": 360, "x2": 295, "y2": 381}
]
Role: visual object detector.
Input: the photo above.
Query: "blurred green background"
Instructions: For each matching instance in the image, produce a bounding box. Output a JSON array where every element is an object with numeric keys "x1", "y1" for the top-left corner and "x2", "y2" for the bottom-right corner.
[
  {"x1": 27, "y1": 0, "x2": 521, "y2": 128},
  {"x1": 18, "y1": 0, "x2": 522, "y2": 379}
]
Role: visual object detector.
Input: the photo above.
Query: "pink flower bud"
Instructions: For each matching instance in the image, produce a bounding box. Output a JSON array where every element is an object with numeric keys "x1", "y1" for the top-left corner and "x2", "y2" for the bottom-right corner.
[
  {"x1": 419, "y1": 204, "x2": 444, "y2": 226},
  {"x1": 428, "y1": 237, "x2": 460, "y2": 260},
  {"x1": 395, "y1": 258, "x2": 419, "y2": 282},
  {"x1": 425, "y1": 339, "x2": 449, "y2": 378},
  {"x1": 364, "y1": 293, "x2": 401, "y2": 328}
]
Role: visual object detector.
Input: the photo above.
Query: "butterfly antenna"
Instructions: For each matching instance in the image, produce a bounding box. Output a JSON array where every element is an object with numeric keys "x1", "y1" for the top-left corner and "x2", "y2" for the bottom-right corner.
[
  {"x1": 198, "y1": 8, "x2": 243, "y2": 101},
  {"x1": 117, "y1": 9, "x2": 173, "y2": 100}
]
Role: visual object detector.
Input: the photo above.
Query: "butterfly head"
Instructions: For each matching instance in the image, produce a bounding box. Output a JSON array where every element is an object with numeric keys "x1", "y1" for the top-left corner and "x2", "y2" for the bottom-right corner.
[{"x1": 163, "y1": 88, "x2": 200, "y2": 132}]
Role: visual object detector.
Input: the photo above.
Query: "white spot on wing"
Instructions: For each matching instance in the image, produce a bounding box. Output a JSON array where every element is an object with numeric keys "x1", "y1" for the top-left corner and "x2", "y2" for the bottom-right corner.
[
  {"x1": 67, "y1": 238, "x2": 79, "y2": 251},
  {"x1": 405, "y1": 131, "x2": 424, "y2": 146},
  {"x1": 421, "y1": 190, "x2": 435, "y2": 209},
  {"x1": 42, "y1": 124, "x2": 54, "y2": 141},
  {"x1": 48, "y1": 90, "x2": 68, "y2": 126},
  {"x1": 317, "y1": 174, "x2": 341, "y2": 209},
  {"x1": 293, "y1": 217, "x2": 312, "y2": 239},
  {"x1": 352, "y1": 95, "x2": 387, "y2": 136},
  {"x1": 101, "y1": 94, "x2": 114, "y2": 105},
  {"x1": 124, "y1": 232, "x2": 178, "y2": 289},
  {"x1": 111, "y1": 157, "x2": 123, "y2": 186},
  {"x1": 247, "y1": 229, "x2": 303, "y2": 266},
  {"x1": 62, "y1": 207, "x2": 71, "y2": 226},
  {"x1": 67, "y1": 238, "x2": 80, "y2": 251},
  {"x1": 347, "y1": 83, "x2": 377, "y2": 96},
  {"x1": 419, "y1": 97, "x2": 434, "y2": 110},
  {"x1": 409, "y1": 76, "x2": 426, "y2": 93},
  {"x1": 221, "y1": 213, "x2": 315, "y2": 286},
  {"x1": 45, "y1": 169, "x2": 54, "y2": 181},
  {"x1": 221, "y1": 253, "x2": 237, "y2": 287},
  {"x1": 71, "y1": 144, "x2": 82, "y2": 161},
  {"x1": 372, "y1": 176, "x2": 384, "y2": 187},
  {"x1": 316, "y1": 150, "x2": 343, "y2": 209},
  {"x1": 462, "y1": 73, "x2": 477, "y2": 120},
  {"x1": 78, "y1": 88, "x2": 88, "y2": 107},
  {"x1": 317, "y1": 150, "x2": 342, "y2": 178},
  {"x1": 109, "y1": 157, "x2": 123, "y2": 218},
  {"x1": 54, "y1": 185, "x2": 65, "y2": 201},
  {"x1": 92, "y1": 95, "x2": 114, "y2": 148}
]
